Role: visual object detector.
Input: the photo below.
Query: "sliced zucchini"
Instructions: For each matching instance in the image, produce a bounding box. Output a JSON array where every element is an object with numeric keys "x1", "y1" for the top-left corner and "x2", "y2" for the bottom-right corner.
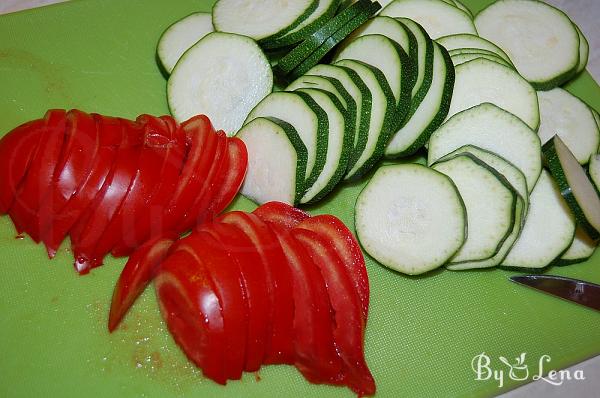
[
  {"x1": 304, "y1": 64, "x2": 372, "y2": 174},
  {"x1": 437, "y1": 33, "x2": 513, "y2": 65},
  {"x1": 168, "y1": 32, "x2": 273, "y2": 134},
  {"x1": 335, "y1": 59, "x2": 398, "y2": 179},
  {"x1": 397, "y1": 18, "x2": 435, "y2": 103},
  {"x1": 261, "y1": 0, "x2": 340, "y2": 49},
  {"x1": 355, "y1": 164, "x2": 466, "y2": 275},
  {"x1": 245, "y1": 91, "x2": 328, "y2": 188},
  {"x1": 432, "y1": 154, "x2": 517, "y2": 264},
  {"x1": 575, "y1": 24, "x2": 589, "y2": 74},
  {"x1": 556, "y1": 227, "x2": 597, "y2": 266},
  {"x1": 502, "y1": 171, "x2": 576, "y2": 269},
  {"x1": 450, "y1": 52, "x2": 512, "y2": 69},
  {"x1": 543, "y1": 135, "x2": 600, "y2": 240},
  {"x1": 380, "y1": 0, "x2": 477, "y2": 39},
  {"x1": 589, "y1": 154, "x2": 600, "y2": 192},
  {"x1": 212, "y1": 0, "x2": 317, "y2": 42},
  {"x1": 237, "y1": 117, "x2": 308, "y2": 204},
  {"x1": 385, "y1": 42, "x2": 454, "y2": 157},
  {"x1": 474, "y1": 0, "x2": 580, "y2": 90},
  {"x1": 293, "y1": 88, "x2": 352, "y2": 204},
  {"x1": 537, "y1": 88, "x2": 599, "y2": 165},
  {"x1": 452, "y1": 0, "x2": 472, "y2": 18},
  {"x1": 332, "y1": 34, "x2": 414, "y2": 119},
  {"x1": 428, "y1": 103, "x2": 542, "y2": 191},
  {"x1": 447, "y1": 58, "x2": 539, "y2": 131},
  {"x1": 157, "y1": 12, "x2": 214, "y2": 74}
]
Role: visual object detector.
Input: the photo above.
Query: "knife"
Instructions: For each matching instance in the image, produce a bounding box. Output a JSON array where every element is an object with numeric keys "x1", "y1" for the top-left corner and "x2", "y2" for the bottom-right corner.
[{"x1": 510, "y1": 275, "x2": 600, "y2": 312}]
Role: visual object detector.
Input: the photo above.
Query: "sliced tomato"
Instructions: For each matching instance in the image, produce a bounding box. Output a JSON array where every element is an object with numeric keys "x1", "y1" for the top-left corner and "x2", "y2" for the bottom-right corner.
[
  {"x1": 205, "y1": 137, "x2": 248, "y2": 220},
  {"x1": 155, "y1": 250, "x2": 227, "y2": 385},
  {"x1": 199, "y1": 221, "x2": 269, "y2": 372},
  {"x1": 269, "y1": 223, "x2": 342, "y2": 384},
  {"x1": 218, "y1": 211, "x2": 294, "y2": 365},
  {"x1": 37, "y1": 110, "x2": 99, "y2": 248},
  {"x1": 297, "y1": 215, "x2": 370, "y2": 322},
  {"x1": 173, "y1": 231, "x2": 247, "y2": 381},
  {"x1": 0, "y1": 118, "x2": 46, "y2": 214},
  {"x1": 108, "y1": 234, "x2": 176, "y2": 332},
  {"x1": 180, "y1": 131, "x2": 228, "y2": 231},
  {"x1": 293, "y1": 228, "x2": 375, "y2": 396},
  {"x1": 160, "y1": 115, "x2": 218, "y2": 235},
  {"x1": 8, "y1": 109, "x2": 67, "y2": 240},
  {"x1": 253, "y1": 201, "x2": 310, "y2": 231},
  {"x1": 69, "y1": 145, "x2": 141, "y2": 273}
]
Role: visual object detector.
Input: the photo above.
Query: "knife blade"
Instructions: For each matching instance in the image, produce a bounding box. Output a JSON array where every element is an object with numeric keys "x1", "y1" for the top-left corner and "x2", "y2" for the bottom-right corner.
[{"x1": 510, "y1": 275, "x2": 600, "y2": 312}]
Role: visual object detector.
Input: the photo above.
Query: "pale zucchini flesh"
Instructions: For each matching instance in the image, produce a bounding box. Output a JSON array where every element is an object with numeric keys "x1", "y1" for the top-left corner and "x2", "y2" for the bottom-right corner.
[
  {"x1": 556, "y1": 227, "x2": 597, "y2": 265},
  {"x1": 450, "y1": 53, "x2": 512, "y2": 69},
  {"x1": 436, "y1": 33, "x2": 513, "y2": 65},
  {"x1": 589, "y1": 154, "x2": 600, "y2": 192},
  {"x1": 397, "y1": 18, "x2": 435, "y2": 104},
  {"x1": 575, "y1": 24, "x2": 589, "y2": 74}
]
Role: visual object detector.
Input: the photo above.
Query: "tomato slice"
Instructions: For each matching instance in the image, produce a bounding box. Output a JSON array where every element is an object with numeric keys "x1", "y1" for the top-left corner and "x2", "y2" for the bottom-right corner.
[
  {"x1": 8, "y1": 109, "x2": 67, "y2": 240},
  {"x1": 69, "y1": 145, "x2": 141, "y2": 273},
  {"x1": 160, "y1": 115, "x2": 218, "y2": 235},
  {"x1": 218, "y1": 211, "x2": 294, "y2": 365},
  {"x1": 173, "y1": 231, "x2": 247, "y2": 381},
  {"x1": 0, "y1": 118, "x2": 46, "y2": 214},
  {"x1": 38, "y1": 110, "x2": 99, "y2": 249},
  {"x1": 199, "y1": 221, "x2": 269, "y2": 372},
  {"x1": 297, "y1": 215, "x2": 369, "y2": 322},
  {"x1": 253, "y1": 201, "x2": 310, "y2": 231},
  {"x1": 293, "y1": 228, "x2": 375, "y2": 396},
  {"x1": 205, "y1": 137, "x2": 248, "y2": 220},
  {"x1": 108, "y1": 234, "x2": 176, "y2": 332},
  {"x1": 268, "y1": 223, "x2": 341, "y2": 384},
  {"x1": 92, "y1": 117, "x2": 171, "y2": 263},
  {"x1": 179, "y1": 130, "x2": 228, "y2": 231},
  {"x1": 155, "y1": 250, "x2": 227, "y2": 385}
]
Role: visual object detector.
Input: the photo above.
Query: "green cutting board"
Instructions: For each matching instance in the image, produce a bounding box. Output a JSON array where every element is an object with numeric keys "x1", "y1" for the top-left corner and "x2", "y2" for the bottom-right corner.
[{"x1": 0, "y1": 1, "x2": 598, "y2": 397}]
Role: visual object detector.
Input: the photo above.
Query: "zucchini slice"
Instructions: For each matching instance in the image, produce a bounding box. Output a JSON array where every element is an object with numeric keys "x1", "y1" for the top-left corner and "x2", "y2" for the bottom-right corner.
[
  {"x1": 212, "y1": 0, "x2": 317, "y2": 42},
  {"x1": 397, "y1": 18, "x2": 435, "y2": 104},
  {"x1": 589, "y1": 154, "x2": 600, "y2": 192},
  {"x1": 380, "y1": 0, "x2": 477, "y2": 39},
  {"x1": 447, "y1": 58, "x2": 539, "y2": 131},
  {"x1": 450, "y1": 53, "x2": 512, "y2": 69},
  {"x1": 168, "y1": 32, "x2": 273, "y2": 134},
  {"x1": 556, "y1": 227, "x2": 597, "y2": 266},
  {"x1": 502, "y1": 171, "x2": 576, "y2": 269},
  {"x1": 452, "y1": 0, "x2": 472, "y2": 18},
  {"x1": 537, "y1": 88, "x2": 599, "y2": 165},
  {"x1": 157, "y1": 12, "x2": 214, "y2": 74},
  {"x1": 428, "y1": 103, "x2": 542, "y2": 191},
  {"x1": 574, "y1": 24, "x2": 589, "y2": 74},
  {"x1": 474, "y1": 0, "x2": 580, "y2": 90},
  {"x1": 355, "y1": 164, "x2": 466, "y2": 275},
  {"x1": 245, "y1": 91, "x2": 328, "y2": 188},
  {"x1": 237, "y1": 117, "x2": 308, "y2": 205},
  {"x1": 436, "y1": 33, "x2": 513, "y2": 65},
  {"x1": 543, "y1": 135, "x2": 600, "y2": 240},
  {"x1": 433, "y1": 154, "x2": 517, "y2": 264},
  {"x1": 305, "y1": 64, "x2": 372, "y2": 174},
  {"x1": 385, "y1": 42, "x2": 454, "y2": 157}
]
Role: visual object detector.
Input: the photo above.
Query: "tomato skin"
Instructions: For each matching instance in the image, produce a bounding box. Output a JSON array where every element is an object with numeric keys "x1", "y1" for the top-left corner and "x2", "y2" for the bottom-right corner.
[
  {"x1": 173, "y1": 231, "x2": 247, "y2": 381},
  {"x1": 8, "y1": 109, "x2": 67, "y2": 240},
  {"x1": 108, "y1": 234, "x2": 176, "y2": 332},
  {"x1": 199, "y1": 221, "x2": 270, "y2": 372},
  {"x1": 293, "y1": 228, "x2": 375, "y2": 396},
  {"x1": 0, "y1": 118, "x2": 46, "y2": 214},
  {"x1": 155, "y1": 250, "x2": 227, "y2": 385},
  {"x1": 253, "y1": 201, "x2": 310, "y2": 230}
]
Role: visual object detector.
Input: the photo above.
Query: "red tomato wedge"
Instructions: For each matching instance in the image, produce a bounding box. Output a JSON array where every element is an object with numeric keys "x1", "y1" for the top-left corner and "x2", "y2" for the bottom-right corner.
[
  {"x1": 173, "y1": 231, "x2": 247, "y2": 381},
  {"x1": 155, "y1": 250, "x2": 227, "y2": 385},
  {"x1": 37, "y1": 110, "x2": 99, "y2": 248},
  {"x1": 92, "y1": 118, "x2": 172, "y2": 264},
  {"x1": 160, "y1": 115, "x2": 217, "y2": 235},
  {"x1": 268, "y1": 223, "x2": 342, "y2": 385},
  {"x1": 297, "y1": 215, "x2": 370, "y2": 322},
  {"x1": 199, "y1": 221, "x2": 270, "y2": 372},
  {"x1": 179, "y1": 131, "x2": 228, "y2": 231},
  {"x1": 0, "y1": 118, "x2": 45, "y2": 214},
  {"x1": 108, "y1": 234, "x2": 176, "y2": 332},
  {"x1": 218, "y1": 211, "x2": 294, "y2": 365},
  {"x1": 253, "y1": 201, "x2": 310, "y2": 230},
  {"x1": 9, "y1": 109, "x2": 67, "y2": 240},
  {"x1": 293, "y1": 228, "x2": 375, "y2": 396}
]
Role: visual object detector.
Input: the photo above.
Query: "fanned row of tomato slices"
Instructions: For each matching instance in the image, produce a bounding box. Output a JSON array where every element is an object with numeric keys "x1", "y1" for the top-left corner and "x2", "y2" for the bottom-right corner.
[
  {"x1": 109, "y1": 202, "x2": 375, "y2": 396},
  {"x1": 0, "y1": 109, "x2": 246, "y2": 273}
]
